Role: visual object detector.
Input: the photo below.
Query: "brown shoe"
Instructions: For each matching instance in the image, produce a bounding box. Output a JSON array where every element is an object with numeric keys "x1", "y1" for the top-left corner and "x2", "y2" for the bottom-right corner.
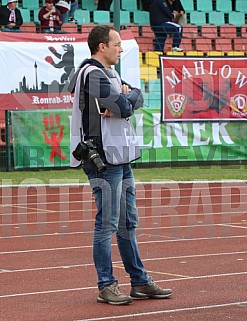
[
  {"x1": 97, "y1": 283, "x2": 132, "y2": 305},
  {"x1": 130, "y1": 279, "x2": 173, "y2": 299}
]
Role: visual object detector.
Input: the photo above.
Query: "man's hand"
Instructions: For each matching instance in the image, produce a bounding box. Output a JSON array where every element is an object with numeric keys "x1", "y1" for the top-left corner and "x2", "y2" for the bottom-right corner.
[
  {"x1": 122, "y1": 84, "x2": 131, "y2": 93},
  {"x1": 50, "y1": 7, "x2": 56, "y2": 14},
  {"x1": 7, "y1": 22, "x2": 16, "y2": 28},
  {"x1": 103, "y1": 109, "x2": 112, "y2": 117},
  {"x1": 173, "y1": 10, "x2": 180, "y2": 20},
  {"x1": 57, "y1": 18, "x2": 63, "y2": 25}
]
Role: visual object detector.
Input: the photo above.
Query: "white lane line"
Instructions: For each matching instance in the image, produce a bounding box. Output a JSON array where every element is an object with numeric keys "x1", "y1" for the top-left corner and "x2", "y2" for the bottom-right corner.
[
  {"x1": 220, "y1": 224, "x2": 247, "y2": 229},
  {"x1": 1, "y1": 196, "x2": 247, "y2": 208},
  {"x1": 74, "y1": 301, "x2": 247, "y2": 321},
  {"x1": 0, "y1": 286, "x2": 95, "y2": 298},
  {"x1": 0, "y1": 264, "x2": 93, "y2": 273},
  {"x1": 1, "y1": 272, "x2": 247, "y2": 299},
  {"x1": 0, "y1": 251, "x2": 246, "y2": 274},
  {"x1": 1, "y1": 222, "x2": 246, "y2": 240},
  {"x1": 1, "y1": 180, "x2": 246, "y2": 189},
  {"x1": 1, "y1": 234, "x2": 247, "y2": 254},
  {"x1": 1, "y1": 210, "x2": 246, "y2": 225}
]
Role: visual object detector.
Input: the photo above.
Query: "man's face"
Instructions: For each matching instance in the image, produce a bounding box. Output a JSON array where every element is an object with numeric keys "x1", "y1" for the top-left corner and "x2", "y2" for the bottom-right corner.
[
  {"x1": 8, "y1": 1, "x2": 17, "y2": 9},
  {"x1": 103, "y1": 30, "x2": 123, "y2": 66},
  {"x1": 46, "y1": 2, "x2": 54, "y2": 9}
]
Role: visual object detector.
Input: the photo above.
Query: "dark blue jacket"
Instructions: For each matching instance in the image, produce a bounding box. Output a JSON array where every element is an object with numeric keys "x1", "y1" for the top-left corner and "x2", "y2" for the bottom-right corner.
[{"x1": 149, "y1": 0, "x2": 173, "y2": 26}]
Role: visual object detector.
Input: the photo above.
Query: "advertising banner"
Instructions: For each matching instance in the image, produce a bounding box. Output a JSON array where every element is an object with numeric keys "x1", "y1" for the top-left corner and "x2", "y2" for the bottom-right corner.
[
  {"x1": 11, "y1": 109, "x2": 247, "y2": 169},
  {"x1": 160, "y1": 56, "x2": 247, "y2": 122},
  {"x1": 136, "y1": 109, "x2": 247, "y2": 163},
  {"x1": 0, "y1": 30, "x2": 140, "y2": 122},
  {"x1": 11, "y1": 109, "x2": 71, "y2": 169}
]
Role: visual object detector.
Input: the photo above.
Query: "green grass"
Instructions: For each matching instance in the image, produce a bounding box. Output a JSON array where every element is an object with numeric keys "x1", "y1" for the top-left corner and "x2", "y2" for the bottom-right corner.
[{"x1": 0, "y1": 164, "x2": 247, "y2": 185}]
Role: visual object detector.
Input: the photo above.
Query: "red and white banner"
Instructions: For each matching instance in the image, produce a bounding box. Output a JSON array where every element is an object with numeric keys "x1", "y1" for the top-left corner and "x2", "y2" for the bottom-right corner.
[
  {"x1": 161, "y1": 56, "x2": 247, "y2": 122},
  {"x1": 0, "y1": 30, "x2": 139, "y2": 122}
]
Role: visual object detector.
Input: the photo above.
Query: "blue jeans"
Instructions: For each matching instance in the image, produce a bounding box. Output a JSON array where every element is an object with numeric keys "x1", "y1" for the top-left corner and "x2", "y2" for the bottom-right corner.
[
  {"x1": 68, "y1": 0, "x2": 78, "y2": 19},
  {"x1": 152, "y1": 21, "x2": 183, "y2": 51},
  {"x1": 1, "y1": 27, "x2": 21, "y2": 32},
  {"x1": 83, "y1": 161, "x2": 151, "y2": 290}
]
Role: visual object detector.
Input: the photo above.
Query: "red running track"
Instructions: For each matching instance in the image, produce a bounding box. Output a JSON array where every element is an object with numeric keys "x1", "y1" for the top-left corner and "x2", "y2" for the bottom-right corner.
[{"x1": 0, "y1": 181, "x2": 247, "y2": 321}]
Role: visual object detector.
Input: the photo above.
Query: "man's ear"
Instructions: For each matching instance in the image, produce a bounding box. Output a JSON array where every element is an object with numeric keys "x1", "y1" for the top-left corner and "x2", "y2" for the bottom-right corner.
[{"x1": 98, "y1": 43, "x2": 107, "y2": 52}]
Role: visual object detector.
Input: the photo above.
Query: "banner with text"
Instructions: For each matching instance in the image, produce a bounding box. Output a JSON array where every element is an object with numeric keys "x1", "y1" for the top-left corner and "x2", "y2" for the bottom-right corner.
[
  {"x1": 160, "y1": 56, "x2": 247, "y2": 122},
  {"x1": 11, "y1": 109, "x2": 247, "y2": 169},
  {"x1": 0, "y1": 31, "x2": 140, "y2": 122}
]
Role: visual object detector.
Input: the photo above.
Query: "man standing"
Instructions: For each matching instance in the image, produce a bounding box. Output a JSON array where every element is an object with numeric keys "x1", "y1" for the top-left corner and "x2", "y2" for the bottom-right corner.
[
  {"x1": 148, "y1": 0, "x2": 183, "y2": 52},
  {"x1": 69, "y1": 25, "x2": 173, "y2": 305},
  {"x1": 0, "y1": 0, "x2": 23, "y2": 32}
]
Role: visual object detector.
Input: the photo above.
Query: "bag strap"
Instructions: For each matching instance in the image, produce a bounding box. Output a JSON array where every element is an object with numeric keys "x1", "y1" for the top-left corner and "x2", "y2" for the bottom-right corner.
[{"x1": 74, "y1": 64, "x2": 100, "y2": 140}]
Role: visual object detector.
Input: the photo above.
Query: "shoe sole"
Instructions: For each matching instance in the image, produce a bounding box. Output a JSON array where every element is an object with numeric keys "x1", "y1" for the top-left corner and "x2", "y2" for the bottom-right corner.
[
  {"x1": 97, "y1": 297, "x2": 132, "y2": 305},
  {"x1": 130, "y1": 292, "x2": 173, "y2": 299}
]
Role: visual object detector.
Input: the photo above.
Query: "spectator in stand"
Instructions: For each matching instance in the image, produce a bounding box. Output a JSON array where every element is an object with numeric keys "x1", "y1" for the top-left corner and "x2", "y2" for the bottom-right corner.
[
  {"x1": 38, "y1": 0, "x2": 65, "y2": 34},
  {"x1": 0, "y1": 0, "x2": 23, "y2": 32},
  {"x1": 54, "y1": 0, "x2": 71, "y2": 23},
  {"x1": 68, "y1": 0, "x2": 78, "y2": 23},
  {"x1": 148, "y1": 0, "x2": 183, "y2": 52},
  {"x1": 95, "y1": 0, "x2": 113, "y2": 10}
]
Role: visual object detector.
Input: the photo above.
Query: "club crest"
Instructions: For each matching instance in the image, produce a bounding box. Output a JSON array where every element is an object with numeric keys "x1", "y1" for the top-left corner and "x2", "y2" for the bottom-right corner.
[
  {"x1": 166, "y1": 94, "x2": 187, "y2": 117},
  {"x1": 230, "y1": 94, "x2": 247, "y2": 116}
]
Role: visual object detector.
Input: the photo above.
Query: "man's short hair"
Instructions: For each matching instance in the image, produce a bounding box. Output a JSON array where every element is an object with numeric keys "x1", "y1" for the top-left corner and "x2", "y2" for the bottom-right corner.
[{"x1": 87, "y1": 25, "x2": 119, "y2": 55}]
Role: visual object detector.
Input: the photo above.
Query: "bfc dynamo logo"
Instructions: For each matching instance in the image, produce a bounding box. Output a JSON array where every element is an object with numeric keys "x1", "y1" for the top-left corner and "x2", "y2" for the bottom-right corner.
[
  {"x1": 230, "y1": 94, "x2": 247, "y2": 116},
  {"x1": 166, "y1": 94, "x2": 187, "y2": 117}
]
